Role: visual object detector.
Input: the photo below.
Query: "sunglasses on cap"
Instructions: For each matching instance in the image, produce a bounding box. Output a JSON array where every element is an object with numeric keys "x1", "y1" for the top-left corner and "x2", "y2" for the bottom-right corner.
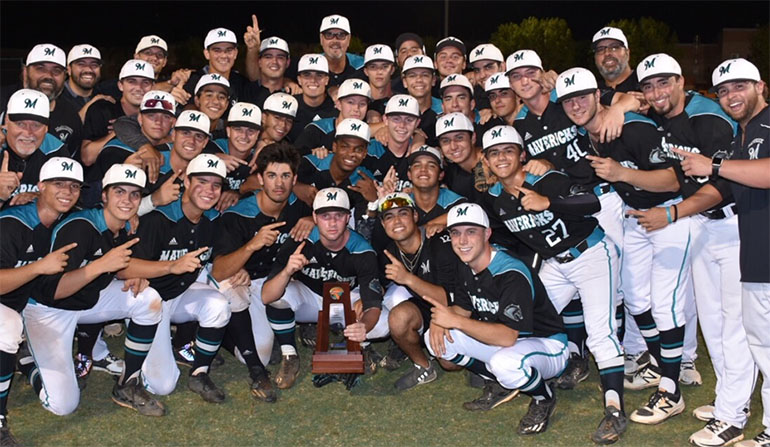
[
  {"x1": 379, "y1": 197, "x2": 414, "y2": 213},
  {"x1": 143, "y1": 99, "x2": 174, "y2": 112}
]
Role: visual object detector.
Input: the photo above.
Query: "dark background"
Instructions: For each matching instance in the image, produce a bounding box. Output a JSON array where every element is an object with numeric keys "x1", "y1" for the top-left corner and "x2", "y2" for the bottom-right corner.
[{"x1": 1, "y1": 1, "x2": 768, "y2": 83}]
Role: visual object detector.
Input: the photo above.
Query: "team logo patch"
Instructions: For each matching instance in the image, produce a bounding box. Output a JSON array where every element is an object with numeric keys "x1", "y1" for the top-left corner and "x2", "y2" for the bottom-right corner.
[
  {"x1": 490, "y1": 75, "x2": 499, "y2": 84},
  {"x1": 369, "y1": 278, "x2": 384, "y2": 295},
  {"x1": 217, "y1": 30, "x2": 227, "y2": 37},
  {"x1": 398, "y1": 98, "x2": 409, "y2": 107},
  {"x1": 513, "y1": 52, "x2": 524, "y2": 62},
  {"x1": 329, "y1": 286, "x2": 345, "y2": 301},
  {"x1": 443, "y1": 117, "x2": 455, "y2": 128},
  {"x1": 373, "y1": 46, "x2": 383, "y2": 54},
  {"x1": 24, "y1": 98, "x2": 38, "y2": 109},
  {"x1": 61, "y1": 161, "x2": 73, "y2": 171},
  {"x1": 643, "y1": 57, "x2": 656, "y2": 70},
  {"x1": 491, "y1": 128, "x2": 502, "y2": 139},
  {"x1": 503, "y1": 303, "x2": 523, "y2": 322},
  {"x1": 718, "y1": 63, "x2": 731, "y2": 76},
  {"x1": 600, "y1": 28, "x2": 611, "y2": 36},
  {"x1": 241, "y1": 107, "x2": 252, "y2": 116},
  {"x1": 124, "y1": 169, "x2": 137, "y2": 178},
  {"x1": 44, "y1": 47, "x2": 55, "y2": 56},
  {"x1": 455, "y1": 206, "x2": 468, "y2": 216},
  {"x1": 326, "y1": 191, "x2": 338, "y2": 201},
  {"x1": 82, "y1": 47, "x2": 92, "y2": 55},
  {"x1": 564, "y1": 74, "x2": 575, "y2": 87},
  {"x1": 350, "y1": 122, "x2": 361, "y2": 131},
  {"x1": 282, "y1": 100, "x2": 292, "y2": 109},
  {"x1": 135, "y1": 62, "x2": 146, "y2": 71},
  {"x1": 188, "y1": 113, "x2": 201, "y2": 122}
]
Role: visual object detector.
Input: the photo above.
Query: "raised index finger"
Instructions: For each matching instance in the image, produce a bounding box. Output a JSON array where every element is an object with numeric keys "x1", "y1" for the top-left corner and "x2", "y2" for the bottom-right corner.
[
  {"x1": 191, "y1": 246, "x2": 210, "y2": 256},
  {"x1": 422, "y1": 295, "x2": 443, "y2": 308},
  {"x1": 264, "y1": 221, "x2": 286, "y2": 230},
  {"x1": 383, "y1": 249, "x2": 399, "y2": 262},
  {"x1": 122, "y1": 237, "x2": 141, "y2": 248},
  {"x1": 56, "y1": 242, "x2": 78, "y2": 253},
  {"x1": 167, "y1": 169, "x2": 183, "y2": 183},
  {"x1": 1, "y1": 153, "x2": 8, "y2": 172},
  {"x1": 293, "y1": 241, "x2": 306, "y2": 254},
  {"x1": 252, "y1": 14, "x2": 259, "y2": 30}
]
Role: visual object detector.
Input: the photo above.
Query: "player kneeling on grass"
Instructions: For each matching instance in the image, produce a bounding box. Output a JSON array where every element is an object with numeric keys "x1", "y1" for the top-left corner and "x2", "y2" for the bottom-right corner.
[
  {"x1": 424, "y1": 203, "x2": 568, "y2": 436},
  {"x1": 377, "y1": 193, "x2": 460, "y2": 391},
  {"x1": 0, "y1": 157, "x2": 83, "y2": 446},
  {"x1": 119, "y1": 154, "x2": 232, "y2": 404},
  {"x1": 24, "y1": 164, "x2": 164, "y2": 417},
  {"x1": 261, "y1": 187, "x2": 388, "y2": 390}
]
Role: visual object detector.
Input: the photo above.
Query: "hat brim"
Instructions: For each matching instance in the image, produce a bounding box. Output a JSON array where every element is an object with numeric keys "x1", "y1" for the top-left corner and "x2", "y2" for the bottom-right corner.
[
  {"x1": 140, "y1": 108, "x2": 175, "y2": 117},
  {"x1": 638, "y1": 72, "x2": 680, "y2": 84},
  {"x1": 264, "y1": 110, "x2": 296, "y2": 120},
  {"x1": 407, "y1": 152, "x2": 442, "y2": 169},
  {"x1": 447, "y1": 221, "x2": 487, "y2": 230},
  {"x1": 591, "y1": 38, "x2": 626, "y2": 49},
  {"x1": 335, "y1": 134, "x2": 369, "y2": 144},
  {"x1": 42, "y1": 176, "x2": 85, "y2": 184},
  {"x1": 313, "y1": 206, "x2": 349, "y2": 215},
  {"x1": 8, "y1": 113, "x2": 49, "y2": 126},
  {"x1": 226, "y1": 120, "x2": 261, "y2": 130},
  {"x1": 557, "y1": 88, "x2": 598, "y2": 103},
  {"x1": 174, "y1": 126, "x2": 210, "y2": 137},
  {"x1": 434, "y1": 42, "x2": 466, "y2": 57},
  {"x1": 709, "y1": 78, "x2": 757, "y2": 93}
]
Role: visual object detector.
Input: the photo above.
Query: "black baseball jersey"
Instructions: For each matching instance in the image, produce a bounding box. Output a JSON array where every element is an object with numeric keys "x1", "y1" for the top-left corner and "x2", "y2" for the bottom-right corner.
[
  {"x1": 49, "y1": 98, "x2": 84, "y2": 160},
  {"x1": 297, "y1": 153, "x2": 375, "y2": 217},
  {"x1": 37, "y1": 208, "x2": 129, "y2": 310},
  {"x1": 267, "y1": 227, "x2": 383, "y2": 310},
  {"x1": 473, "y1": 84, "x2": 491, "y2": 111},
  {"x1": 82, "y1": 98, "x2": 124, "y2": 142},
  {"x1": 442, "y1": 159, "x2": 491, "y2": 204},
  {"x1": 293, "y1": 117, "x2": 337, "y2": 154},
  {"x1": 363, "y1": 138, "x2": 412, "y2": 191},
  {"x1": 411, "y1": 188, "x2": 466, "y2": 226},
  {"x1": 378, "y1": 229, "x2": 460, "y2": 314},
  {"x1": 454, "y1": 249, "x2": 564, "y2": 338},
  {"x1": 730, "y1": 105, "x2": 770, "y2": 283},
  {"x1": 211, "y1": 138, "x2": 254, "y2": 192},
  {"x1": 594, "y1": 113, "x2": 678, "y2": 209},
  {"x1": 0, "y1": 135, "x2": 68, "y2": 206},
  {"x1": 288, "y1": 95, "x2": 337, "y2": 143},
  {"x1": 183, "y1": 68, "x2": 254, "y2": 106},
  {"x1": 419, "y1": 97, "x2": 444, "y2": 147},
  {"x1": 213, "y1": 191, "x2": 311, "y2": 280},
  {"x1": 597, "y1": 72, "x2": 639, "y2": 93},
  {"x1": 0, "y1": 203, "x2": 56, "y2": 312},
  {"x1": 326, "y1": 53, "x2": 366, "y2": 87},
  {"x1": 647, "y1": 92, "x2": 737, "y2": 209},
  {"x1": 132, "y1": 199, "x2": 218, "y2": 300},
  {"x1": 483, "y1": 171, "x2": 601, "y2": 259},
  {"x1": 92, "y1": 138, "x2": 137, "y2": 181}
]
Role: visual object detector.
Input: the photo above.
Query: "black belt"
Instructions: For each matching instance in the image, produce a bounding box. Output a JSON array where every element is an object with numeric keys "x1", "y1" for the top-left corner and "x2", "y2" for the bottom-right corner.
[
  {"x1": 553, "y1": 239, "x2": 589, "y2": 264},
  {"x1": 701, "y1": 204, "x2": 736, "y2": 220}
]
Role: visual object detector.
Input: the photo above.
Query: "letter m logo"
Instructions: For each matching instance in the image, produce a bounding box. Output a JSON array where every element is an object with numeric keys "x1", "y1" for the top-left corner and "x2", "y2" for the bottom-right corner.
[
  {"x1": 456, "y1": 206, "x2": 468, "y2": 216},
  {"x1": 24, "y1": 98, "x2": 38, "y2": 109},
  {"x1": 44, "y1": 47, "x2": 55, "y2": 56},
  {"x1": 564, "y1": 74, "x2": 575, "y2": 87},
  {"x1": 600, "y1": 28, "x2": 611, "y2": 36},
  {"x1": 124, "y1": 169, "x2": 137, "y2": 179},
  {"x1": 413, "y1": 56, "x2": 423, "y2": 63},
  {"x1": 135, "y1": 62, "x2": 146, "y2": 71},
  {"x1": 82, "y1": 47, "x2": 92, "y2": 55},
  {"x1": 491, "y1": 128, "x2": 502, "y2": 139},
  {"x1": 269, "y1": 38, "x2": 278, "y2": 44},
  {"x1": 350, "y1": 123, "x2": 361, "y2": 131},
  {"x1": 443, "y1": 117, "x2": 454, "y2": 128},
  {"x1": 513, "y1": 52, "x2": 524, "y2": 62},
  {"x1": 474, "y1": 48, "x2": 484, "y2": 57},
  {"x1": 61, "y1": 161, "x2": 73, "y2": 171},
  {"x1": 210, "y1": 74, "x2": 221, "y2": 80},
  {"x1": 207, "y1": 159, "x2": 219, "y2": 168},
  {"x1": 398, "y1": 98, "x2": 408, "y2": 107},
  {"x1": 353, "y1": 81, "x2": 363, "y2": 89},
  {"x1": 330, "y1": 17, "x2": 339, "y2": 25},
  {"x1": 188, "y1": 113, "x2": 201, "y2": 122},
  {"x1": 490, "y1": 75, "x2": 499, "y2": 84},
  {"x1": 217, "y1": 30, "x2": 227, "y2": 37},
  {"x1": 719, "y1": 63, "x2": 731, "y2": 76},
  {"x1": 282, "y1": 101, "x2": 291, "y2": 109},
  {"x1": 373, "y1": 46, "x2": 382, "y2": 54},
  {"x1": 241, "y1": 108, "x2": 252, "y2": 116},
  {"x1": 644, "y1": 57, "x2": 656, "y2": 70},
  {"x1": 326, "y1": 191, "x2": 338, "y2": 201},
  {"x1": 151, "y1": 37, "x2": 160, "y2": 44},
  {"x1": 309, "y1": 56, "x2": 319, "y2": 64},
  {"x1": 447, "y1": 74, "x2": 457, "y2": 81}
]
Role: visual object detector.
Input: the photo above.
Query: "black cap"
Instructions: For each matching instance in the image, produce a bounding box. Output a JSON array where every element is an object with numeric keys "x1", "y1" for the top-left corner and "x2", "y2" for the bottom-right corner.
[{"x1": 395, "y1": 32, "x2": 424, "y2": 52}]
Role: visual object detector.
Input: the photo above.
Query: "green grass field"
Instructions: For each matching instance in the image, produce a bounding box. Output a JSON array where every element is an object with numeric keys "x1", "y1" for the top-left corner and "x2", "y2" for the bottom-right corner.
[{"x1": 8, "y1": 333, "x2": 765, "y2": 446}]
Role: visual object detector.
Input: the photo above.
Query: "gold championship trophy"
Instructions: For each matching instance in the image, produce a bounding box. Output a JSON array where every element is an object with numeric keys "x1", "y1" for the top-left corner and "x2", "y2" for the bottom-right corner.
[{"x1": 311, "y1": 282, "x2": 365, "y2": 374}]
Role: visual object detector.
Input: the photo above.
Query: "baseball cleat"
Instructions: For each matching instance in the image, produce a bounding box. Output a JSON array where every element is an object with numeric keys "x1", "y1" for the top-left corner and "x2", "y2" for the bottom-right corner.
[
  {"x1": 249, "y1": 367, "x2": 277, "y2": 403},
  {"x1": 624, "y1": 351, "x2": 651, "y2": 376},
  {"x1": 555, "y1": 353, "x2": 590, "y2": 390},
  {"x1": 630, "y1": 389, "x2": 684, "y2": 424},
  {"x1": 112, "y1": 377, "x2": 166, "y2": 417},
  {"x1": 463, "y1": 380, "x2": 519, "y2": 411},
  {"x1": 379, "y1": 340, "x2": 407, "y2": 371},
  {"x1": 0, "y1": 415, "x2": 20, "y2": 447},
  {"x1": 363, "y1": 344, "x2": 381, "y2": 376},
  {"x1": 275, "y1": 354, "x2": 300, "y2": 389},
  {"x1": 517, "y1": 396, "x2": 557, "y2": 435},
  {"x1": 689, "y1": 419, "x2": 744, "y2": 446},
  {"x1": 624, "y1": 363, "x2": 662, "y2": 390},
  {"x1": 467, "y1": 371, "x2": 486, "y2": 389},
  {"x1": 298, "y1": 323, "x2": 317, "y2": 348},
  {"x1": 174, "y1": 343, "x2": 195, "y2": 368},
  {"x1": 735, "y1": 431, "x2": 770, "y2": 447},
  {"x1": 394, "y1": 361, "x2": 437, "y2": 391},
  {"x1": 92, "y1": 353, "x2": 124, "y2": 376},
  {"x1": 188, "y1": 372, "x2": 225, "y2": 404},
  {"x1": 680, "y1": 360, "x2": 703, "y2": 386},
  {"x1": 591, "y1": 405, "x2": 627, "y2": 445}
]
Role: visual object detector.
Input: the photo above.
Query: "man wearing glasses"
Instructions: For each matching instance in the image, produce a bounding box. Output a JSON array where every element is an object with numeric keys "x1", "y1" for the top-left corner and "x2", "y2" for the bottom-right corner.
[
  {"x1": 318, "y1": 14, "x2": 365, "y2": 88},
  {"x1": 592, "y1": 27, "x2": 638, "y2": 93}
]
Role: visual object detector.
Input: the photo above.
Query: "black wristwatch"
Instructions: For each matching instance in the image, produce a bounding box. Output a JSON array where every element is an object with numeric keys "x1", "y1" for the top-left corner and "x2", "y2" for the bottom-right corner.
[{"x1": 711, "y1": 153, "x2": 727, "y2": 178}]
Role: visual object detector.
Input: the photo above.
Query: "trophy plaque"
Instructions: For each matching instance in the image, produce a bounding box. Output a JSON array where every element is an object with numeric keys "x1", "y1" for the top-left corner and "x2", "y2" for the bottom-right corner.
[{"x1": 311, "y1": 282, "x2": 364, "y2": 374}]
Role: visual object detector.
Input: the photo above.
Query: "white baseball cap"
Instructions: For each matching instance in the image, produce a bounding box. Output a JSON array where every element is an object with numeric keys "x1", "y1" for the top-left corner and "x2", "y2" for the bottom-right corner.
[
  {"x1": 407, "y1": 145, "x2": 443, "y2": 169},
  {"x1": 26, "y1": 44, "x2": 66, "y2": 67},
  {"x1": 364, "y1": 44, "x2": 395, "y2": 65},
  {"x1": 440, "y1": 73, "x2": 473, "y2": 94},
  {"x1": 140, "y1": 90, "x2": 176, "y2": 116},
  {"x1": 260, "y1": 36, "x2": 290, "y2": 55},
  {"x1": 378, "y1": 192, "x2": 415, "y2": 213},
  {"x1": 175, "y1": 110, "x2": 210, "y2": 135},
  {"x1": 482, "y1": 125, "x2": 524, "y2": 151},
  {"x1": 102, "y1": 163, "x2": 147, "y2": 189},
  {"x1": 592, "y1": 27, "x2": 628, "y2": 48},
  {"x1": 263, "y1": 92, "x2": 298, "y2": 118},
  {"x1": 335, "y1": 118, "x2": 370, "y2": 142},
  {"x1": 447, "y1": 203, "x2": 489, "y2": 229},
  {"x1": 186, "y1": 153, "x2": 226, "y2": 179},
  {"x1": 6, "y1": 89, "x2": 50, "y2": 125},
  {"x1": 204, "y1": 28, "x2": 237, "y2": 48},
  {"x1": 40, "y1": 157, "x2": 83, "y2": 183},
  {"x1": 435, "y1": 112, "x2": 474, "y2": 138},
  {"x1": 227, "y1": 102, "x2": 262, "y2": 129},
  {"x1": 637, "y1": 53, "x2": 682, "y2": 83},
  {"x1": 337, "y1": 78, "x2": 372, "y2": 100},
  {"x1": 194, "y1": 73, "x2": 231, "y2": 95},
  {"x1": 505, "y1": 50, "x2": 543, "y2": 74},
  {"x1": 555, "y1": 67, "x2": 598, "y2": 102},
  {"x1": 135, "y1": 35, "x2": 168, "y2": 53},
  {"x1": 320, "y1": 14, "x2": 351, "y2": 34},
  {"x1": 711, "y1": 58, "x2": 762, "y2": 90},
  {"x1": 484, "y1": 72, "x2": 512, "y2": 92},
  {"x1": 119, "y1": 59, "x2": 155, "y2": 80},
  {"x1": 313, "y1": 187, "x2": 350, "y2": 213},
  {"x1": 469, "y1": 44, "x2": 504, "y2": 64},
  {"x1": 402, "y1": 55, "x2": 434, "y2": 73},
  {"x1": 298, "y1": 54, "x2": 329, "y2": 74},
  {"x1": 67, "y1": 44, "x2": 101, "y2": 65},
  {"x1": 384, "y1": 94, "x2": 420, "y2": 117}
]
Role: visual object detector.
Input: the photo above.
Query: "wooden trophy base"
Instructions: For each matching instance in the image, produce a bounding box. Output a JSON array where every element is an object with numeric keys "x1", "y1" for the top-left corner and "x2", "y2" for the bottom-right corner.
[
  {"x1": 312, "y1": 282, "x2": 365, "y2": 374},
  {"x1": 311, "y1": 351, "x2": 364, "y2": 374}
]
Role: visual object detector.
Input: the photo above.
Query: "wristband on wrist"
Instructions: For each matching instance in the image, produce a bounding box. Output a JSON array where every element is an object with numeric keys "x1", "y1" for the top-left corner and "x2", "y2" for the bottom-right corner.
[{"x1": 666, "y1": 206, "x2": 673, "y2": 224}]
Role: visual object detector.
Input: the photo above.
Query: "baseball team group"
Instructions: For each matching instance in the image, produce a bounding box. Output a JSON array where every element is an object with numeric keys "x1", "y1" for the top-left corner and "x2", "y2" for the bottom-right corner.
[{"x1": 0, "y1": 11, "x2": 768, "y2": 447}]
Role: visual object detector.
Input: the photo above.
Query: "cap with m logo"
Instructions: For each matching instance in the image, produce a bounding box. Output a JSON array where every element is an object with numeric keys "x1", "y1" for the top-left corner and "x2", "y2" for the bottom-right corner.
[
  {"x1": 484, "y1": 72, "x2": 512, "y2": 92},
  {"x1": 320, "y1": 14, "x2": 351, "y2": 33},
  {"x1": 335, "y1": 118, "x2": 370, "y2": 142},
  {"x1": 313, "y1": 187, "x2": 351, "y2": 213},
  {"x1": 440, "y1": 73, "x2": 473, "y2": 94},
  {"x1": 402, "y1": 55, "x2": 434, "y2": 73},
  {"x1": 435, "y1": 112, "x2": 474, "y2": 138},
  {"x1": 591, "y1": 26, "x2": 628, "y2": 48},
  {"x1": 505, "y1": 49, "x2": 543, "y2": 74},
  {"x1": 469, "y1": 43, "x2": 504, "y2": 64},
  {"x1": 40, "y1": 157, "x2": 84, "y2": 183},
  {"x1": 26, "y1": 43, "x2": 66, "y2": 67},
  {"x1": 385, "y1": 94, "x2": 420, "y2": 117},
  {"x1": 263, "y1": 93, "x2": 298, "y2": 118},
  {"x1": 259, "y1": 36, "x2": 290, "y2": 54},
  {"x1": 364, "y1": 44, "x2": 395, "y2": 65},
  {"x1": 482, "y1": 125, "x2": 524, "y2": 151},
  {"x1": 175, "y1": 110, "x2": 211, "y2": 135},
  {"x1": 555, "y1": 67, "x2": 598, "y2": 102},
  {"x1": 194, "y1": 73, "x2": 231, "y2": 95},
  {"x1": 6, "y1": 89, "x2": 50, "y2": 124},
  {"x1": 204, "y1": 28, "x2": 237, "y2": 49},
  {"x1": 227, "y1": 102, "x2": 262, "y2": 129},
  {"x1": 298, "y1": 53, "x2": 329, "y2": 74},
  {"x1": 119, "y1": 58, "x2": 155, "y2": 80},
  {"x1": 135, "y1": 35, "x2": 168, "y2": 53},
  {"x1": 447, "y1": 203, "x2": 489, "y2": 229},
  {"x1": 711, "y1": 58, "x2": 761, "y2": 91},
  {"x1": 67, "y1": 44, "x2": 102, "y2": 65},
  {"x1": 338, "y1": 78, "x2": 372, "y2": 100},
  {"x1": 102, "y1": 163, "x2": 147, "y2": 189},
  {"x1": 186, "y1": 154, "x2": 226, "y2": 179},
  {"x1": 636, "y1": 53, "x2": 681, "y2": 83}
]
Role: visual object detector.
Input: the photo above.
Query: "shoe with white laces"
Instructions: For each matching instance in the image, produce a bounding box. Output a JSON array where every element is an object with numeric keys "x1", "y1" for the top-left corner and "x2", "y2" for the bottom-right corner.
[
  {"x1": 394, "y1": 361, "x2": 437, "y2": 391},
  {"x1": 624, "y1": 363, "x2": 662, "y2": 390},
  {"x1": 624, "y1": 351, "x2": 651, "y2": 376},
  {"x1": 517, "y1": 396, "x2": 557, "y2": 435},
  {"x1": 689, "y1": 419, "x2": 744, "y2": 446},
  {"x1": 92, "y1": 353, "x2": 124, "y2": 376},
  {"x1": 630, "y1": 389, "x2": 685, "y2": 424},
  {"x1": 680, "y1": 360, "x2": 703, "y2": 386},
  {"x1": 735, "y1": 431, "x2": 770, "y2": 447}
]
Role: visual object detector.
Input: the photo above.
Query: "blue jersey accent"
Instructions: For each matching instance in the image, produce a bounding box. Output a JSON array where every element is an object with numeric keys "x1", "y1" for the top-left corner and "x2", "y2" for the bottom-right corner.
[
  {"x1": 159, "y1": 150, "x2": 173, "y2": 174},
  {"x1": 308, "y1": 226, "x2": 321, "y2": 243},
  {"x1": 51, "y1": 208, "x2": 109, "y2": 250},
  {"x1": 225, "y1": 192, "x2": 300, "y2": 219},
  {"x1": 430, "y1": 97, "x2": 443, "y2": 115},
  {"x1": 304, "y1": 153, "x2": 334, "y2": 171},
  {"x1": 685, "y1": 92, "x2": 738, "y2": 136},
  {"x1": 308, "y1": 117, "x2": 336, "y2": 134},
  {"x1": 549, "y1": 89, "x2": 559, "y2": 103},
  {"x1": 0, "y1": 201, "x2": 40, "y2": 230},
  {"x1": 526, "y1": 170, "x2": 567, "y2": 186},
  {"x1": 347, "y1": 53, "x2": 365, "y2": 70},
  {"x1": 436, "y1": 188, "x2": 465, "y2": 207},
  {"x1": 367, "y1": 139, "x2": 387, "y2": 158},
  {"x1": 39, "y1": 133, "x2": 65, "y2": 155},
  {"x1": 344, "y1": 230, "x2": 375, "y2": 255},
  {"x1": 515, "y1": 105, "x2": 529, "y2": 120},
  {"x1": 487, "y1": 182, "x2": 503, "y2": 197},
  {"x1": 213, "y1": 138, "x2": 230, "y2": 154},
  {"x1": 156, "y1": 200, "x2": 185, "y2": 223},
  {"x1": 488, "y1": 250, "x2": 535, "y2": 299},
  {"x1": 623, "y1": 112, "x2": 657, "y2": 127},
  {"x1": 103, "y1": 138, "x2": 137, "y2": 154}
]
